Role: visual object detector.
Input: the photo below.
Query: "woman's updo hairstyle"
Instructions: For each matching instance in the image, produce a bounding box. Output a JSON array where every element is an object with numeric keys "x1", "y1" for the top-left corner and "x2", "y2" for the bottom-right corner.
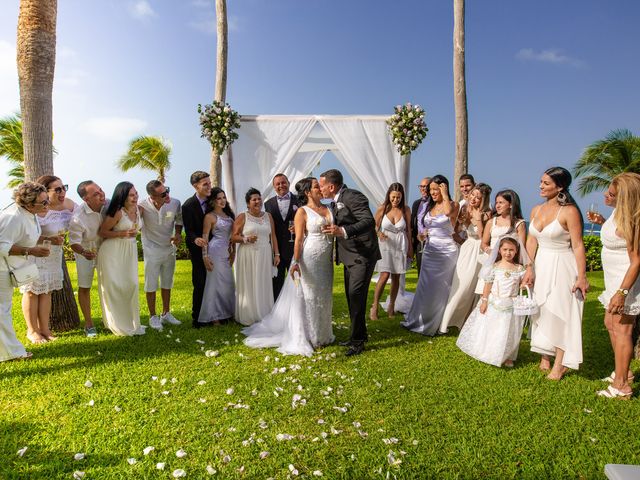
[
  {"x1": 295, "y1": 177, "x2": 314, "y2": 206},
  {"x1": 245, "y1": 187, "x2": 261, "y2": 205},
  {"x1": 545, "y1": 166, "x2": 577, "y2": 206}
]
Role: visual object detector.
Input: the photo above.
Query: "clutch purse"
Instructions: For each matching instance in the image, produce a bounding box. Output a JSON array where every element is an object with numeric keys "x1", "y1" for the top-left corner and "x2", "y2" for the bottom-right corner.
[
  {"x1": 513, "y1": 286, "x2": 539, "y2": 316},
  {"x1": 4, "y1": 257, "x2": 39, "y2": 287}
]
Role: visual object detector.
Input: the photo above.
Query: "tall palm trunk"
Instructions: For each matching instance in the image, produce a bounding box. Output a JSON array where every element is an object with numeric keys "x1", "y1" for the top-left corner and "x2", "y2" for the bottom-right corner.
[
  {"x1": 17, "y1": 0, "x2": 80, "y2": 332},
  {"x1": 452, "y1": 0, "x2": 468, "y2": 200},
  {"x1": 17, "y1": 0, "x2": 56, "y2": 181},
  {"x1": 210, "y1": 0, "x2": 228, "y2": 187}
]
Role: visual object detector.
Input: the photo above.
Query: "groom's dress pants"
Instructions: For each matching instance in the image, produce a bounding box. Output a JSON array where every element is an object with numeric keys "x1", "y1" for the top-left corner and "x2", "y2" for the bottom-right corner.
[
  {"x1": 188, "y1": 244, "x2": 207, "y2": 322},
  {"x1": 343, "y1": 259, "x2": 376, "y2": 344}
]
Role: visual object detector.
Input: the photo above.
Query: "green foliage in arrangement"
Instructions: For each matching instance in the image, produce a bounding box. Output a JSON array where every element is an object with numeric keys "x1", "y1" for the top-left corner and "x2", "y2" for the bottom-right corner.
[
  {"x1": 2, "y1": 264, "x2": 638, "y2": 478},
  {"x1": 583, "y1": 234, "x2": 603, "y2": 272}
]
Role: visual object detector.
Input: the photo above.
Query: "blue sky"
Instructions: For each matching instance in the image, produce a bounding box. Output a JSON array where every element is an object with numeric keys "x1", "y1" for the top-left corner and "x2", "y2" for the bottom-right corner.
[{"x1": 1, "y1": 0, "x2": 639, "y2": 218}]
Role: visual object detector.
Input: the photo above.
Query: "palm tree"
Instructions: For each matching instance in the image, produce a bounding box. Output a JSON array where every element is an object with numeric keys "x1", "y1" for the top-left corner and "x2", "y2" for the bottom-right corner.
[
  {"x1": 452, "y1": 0, "x2": 468, "y2": 200},
  {"x1": 210, "y1": 0, "x2": 228, "y2": 187},
  {"x1": 17, "y1": 0, "x2": 57, "y2": 181},
  {"x1": 118, "y1": 135, "x2": 172, "y2": 183},
  {"x1": 573, "y1": 129, "x2": 640, "y2": 195},
  {"x1": 0, "y1": 113, "x2": 25, "y2": 188}
]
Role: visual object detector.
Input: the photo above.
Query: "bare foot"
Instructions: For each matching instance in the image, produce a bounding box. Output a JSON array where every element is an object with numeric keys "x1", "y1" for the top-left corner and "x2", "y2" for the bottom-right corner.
[
  {"x1": 539, "y1": 357, "x2": 551, "y2": 371},
  {"x1": 369, "y1": 306, "x2": 378, "y2": 321},
  {"x1": 386, "y1": 305, "x2": 396, "y2": 318},
  {"x1": 42, "y1": 333, "x2": 58, "y2": 341},
  {"x1": 503, "y1": 360, "x2": 514, "y2": 368},
  {"x1": 27, "y1": 332, "x2": 48, "y2": 344},
  {"x1": 547, "y1": 367, "x2": 568, "y2": 381}
]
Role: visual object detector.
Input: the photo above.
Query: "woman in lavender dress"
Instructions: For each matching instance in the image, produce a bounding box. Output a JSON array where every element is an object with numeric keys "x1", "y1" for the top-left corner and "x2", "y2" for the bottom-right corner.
[{"x1": 196, "y1": 188, "x2": 236, "y2": 325}]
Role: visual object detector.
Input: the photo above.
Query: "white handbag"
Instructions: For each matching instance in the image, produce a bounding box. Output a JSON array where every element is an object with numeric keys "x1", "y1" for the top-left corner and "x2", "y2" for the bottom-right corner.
[
  {"x1": 513, "y1": 286, "x2": 539, "y2": 316},
  {"x1": 4, "y1": 257, "x2": 39, "y2": 287}
]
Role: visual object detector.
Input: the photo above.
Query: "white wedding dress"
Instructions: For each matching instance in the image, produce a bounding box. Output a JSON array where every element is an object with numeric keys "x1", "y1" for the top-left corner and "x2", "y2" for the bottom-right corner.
[{"x1": 243, "y1": 207, "x2": 334, "y2": 356}]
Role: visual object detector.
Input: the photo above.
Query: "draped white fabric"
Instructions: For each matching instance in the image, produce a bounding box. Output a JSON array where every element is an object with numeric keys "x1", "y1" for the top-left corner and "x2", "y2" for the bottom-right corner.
[
  {"x1": 222, "y1": 115, "x2": 410, "y2": 208},
  {"x1": 319, "y1": 117, "x2": 408, "y2": 205}
]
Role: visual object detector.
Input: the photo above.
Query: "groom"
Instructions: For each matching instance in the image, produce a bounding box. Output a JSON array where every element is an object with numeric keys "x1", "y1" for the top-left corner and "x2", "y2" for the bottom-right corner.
[{"x1": 319, "y1": 169, "x2": 380, "y2": 356}]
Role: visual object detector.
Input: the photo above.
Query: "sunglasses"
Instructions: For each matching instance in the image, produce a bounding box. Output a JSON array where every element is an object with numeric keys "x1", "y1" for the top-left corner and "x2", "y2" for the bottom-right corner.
[
  {"x1": 49, "y1": 184, "x2": 69, "y2": 194},
  {"x1": 34, "y1": 199, "x2": 50, "y2": 207},
  {"x1": 156, "y1": 187, "x2": 170, "y2": 198}
]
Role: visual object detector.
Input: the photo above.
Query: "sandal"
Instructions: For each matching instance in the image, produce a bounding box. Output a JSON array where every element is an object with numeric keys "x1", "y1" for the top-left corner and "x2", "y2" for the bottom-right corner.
[
  {"x1": 601, "y1": 371, "x2": 635, "y2": 384},
  {"x1": 597, "y1": 385, "x2": 632, "y2": 399}
]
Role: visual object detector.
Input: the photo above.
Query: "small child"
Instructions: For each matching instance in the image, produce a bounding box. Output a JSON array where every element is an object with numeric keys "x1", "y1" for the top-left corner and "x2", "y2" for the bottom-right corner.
[{"x1": 456, "y1": 236, "x2": 526, "y2": 367}]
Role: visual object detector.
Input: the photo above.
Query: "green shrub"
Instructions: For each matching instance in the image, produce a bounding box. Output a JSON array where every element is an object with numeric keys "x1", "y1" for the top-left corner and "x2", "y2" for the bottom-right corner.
[{"x1": 583, "y1": 234, "x2": 602, "y2": 271}]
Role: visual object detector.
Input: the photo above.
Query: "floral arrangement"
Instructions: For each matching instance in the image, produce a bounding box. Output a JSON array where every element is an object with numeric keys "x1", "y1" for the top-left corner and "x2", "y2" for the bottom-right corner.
[
  {"x1": 197, "y1": 101, "x2": 241, "y2": 153},
  {"x1": 386, "y1": 103, "x2": 428, "y2": 155}
]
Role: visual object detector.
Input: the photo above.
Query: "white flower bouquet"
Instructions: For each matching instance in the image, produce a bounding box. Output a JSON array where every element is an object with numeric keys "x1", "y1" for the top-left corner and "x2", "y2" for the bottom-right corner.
[
  {"x1": 197, "y1": 101, "x2": 241, "y2": 154},
  {"x1": 386, "y1": 103, "x2": 428, "y2": 155}
]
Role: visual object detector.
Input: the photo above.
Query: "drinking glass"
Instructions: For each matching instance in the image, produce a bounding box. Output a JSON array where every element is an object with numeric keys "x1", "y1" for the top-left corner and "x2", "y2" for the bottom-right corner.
[
  {"x1": 87, "y1": 241, "x2": 97, "y2": 267},
  {"x1": 587, "y1": 202, "x2": 599, "y2": 234},
  {"x1": 289, "y1": 220, "x2": 295, "y2": 242},
  {"x1": 38, "y1": 239, "x2": 52, "y2": 266}
]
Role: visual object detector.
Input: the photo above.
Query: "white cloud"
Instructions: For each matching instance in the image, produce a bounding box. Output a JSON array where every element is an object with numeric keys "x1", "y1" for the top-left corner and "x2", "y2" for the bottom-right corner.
[
  {"x1": 82, "y1": 116, "x2": 148, "y2": 142},
  {"x1": 516, "y1": 48, "x2": 585, "y2": 68},
  {"x1": 128, "y1": 0, "x2": 156, "y2": 20}
]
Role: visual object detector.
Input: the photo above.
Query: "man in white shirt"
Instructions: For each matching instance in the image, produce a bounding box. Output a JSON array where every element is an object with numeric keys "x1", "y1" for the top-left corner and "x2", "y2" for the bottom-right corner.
[
  {"x1": 458, "y1": 173, "x2": 475, "y2": 207},
  {"x1": 68, "y1": 180, "x2": 107, "y2": 337},
  {"x1": 139, "y1": 180, "x2": 183, "y2": 330}
]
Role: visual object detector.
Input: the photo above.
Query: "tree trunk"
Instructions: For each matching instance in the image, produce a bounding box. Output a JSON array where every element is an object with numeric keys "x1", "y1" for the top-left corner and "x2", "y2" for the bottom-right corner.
[
  {"x1": 17, "y1": 0, "x2": 56, "y2": 181},
  {"x1": 452, "y1": 0, "x2": 468, "y2": 201},
  {"x1": 210, "y1": 0, "x2": 228, "y2": 187},
  {"x1": 50, "y1": 257, "x2": 80, "y2": 332}
]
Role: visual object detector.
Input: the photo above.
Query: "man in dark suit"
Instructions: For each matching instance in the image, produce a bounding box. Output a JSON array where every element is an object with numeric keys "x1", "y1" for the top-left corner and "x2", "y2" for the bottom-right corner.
[
  {"x1": 181, "y1": 171, "x2": 212, "y2": 328},
  {"x1": 264, "y1": 173, "x2": 298, "y2": 301},
  {"x1": 410, "y1": 176, "x2": 430, "y2": 276},
  {"x1": 319, "y1": 169, "x2": 380, "y2": 356}
]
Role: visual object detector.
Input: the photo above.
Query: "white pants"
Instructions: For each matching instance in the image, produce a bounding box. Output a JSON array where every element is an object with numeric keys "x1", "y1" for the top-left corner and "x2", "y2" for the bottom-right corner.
[
  {"x1": 75, "y1": 254, "x2": 96, "y2": 289},
  {"x1": 143, "y1": 248, "x2": 176, "y2": 292},
  {"x1": 0, "y1": 270, "x2": 27, "y2": 362}
]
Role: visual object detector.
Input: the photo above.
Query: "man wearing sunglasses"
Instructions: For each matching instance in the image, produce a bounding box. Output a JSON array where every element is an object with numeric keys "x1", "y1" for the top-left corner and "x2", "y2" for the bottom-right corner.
[{"x1": 138, "y1": 180, "x2": 183, "y2": 330}]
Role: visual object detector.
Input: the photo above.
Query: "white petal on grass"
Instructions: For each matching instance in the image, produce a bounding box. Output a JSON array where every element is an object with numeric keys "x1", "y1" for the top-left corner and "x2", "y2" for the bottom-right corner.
[
  {"x1": 412, "y1": 439, "x2": 419, "y2": 446},
  {"x1": 276, "y1": 433, "x2": 294, "y2": 441},
  {"x1": 313, "y1": 471, "x2": 323, "y2": 476},
  {"x1": 387, "y1": 450, "x2": 402, "y2": 467},
  {"x1": 151, "y1": 376, "x2": 158, "y2": 381},
  {"x1": 84, "y1": 380, "x2": 93, "y2": 388},
  {"x1": 73, "y1": 472, "x2": 85, "y2": 479},
  {"x1": 288, "y1": 464, "x2": 299, "y2": 476},
  {"x1": 317, "y1": 419, "x2": 325, "y2": 424},
  {"x1": 197, "y1": 380, "x2": 207, "y2": 386},
  {"x1": 176, "y1": 448, "x2": 187, "y2": 458},
  {"x1": 114, "y1": 405, "x2": 122, "y2": 412},
  {"x1": 87, "y1": 400, "x2": 95, "y2": 407},
  {"x1": 196, "y1": 339, "x2": 205, "y2": 344},
  {"x1": 222, "y1": 454, "x2": 231, "y2": 463},
  {"x1": 206, "y1": 465, "x2": 217, "y2": 475},
  {"x1": 225, "y1": 388, "x2": 234, "y2": 395},
  {"x1": 73, "y1": 453, "x2": 85, "y2": 461},
  {"x1": 17, "y1": 447, "x2": 28, "y2": 457},
  {"x1": 583, "y1": 408, "x2": 592, "y2": 414},
  {"x1": 251, "y1": 389, "x2": 258, "y2": 396},
  {"x1": 160, "y1": 378, "x2": 168, "y2": 386},
  {"x1": 143, "y1": 446, "x2": 155, "y2": 455},
  {"x1": 205, "y1": 350, "x2": 220, "y2": 357},
  {"x1": 259, "y1": 451, "x2": 269, "y2": 459},
  {"x1": 199, "y1": 398, "x2": 207, "y2": 403},
  {"x1": 127, "y1": 458, "x2": 137, "y2": 465},
  {"x1": 161, "y1": 391, "x2": 170, "y2": 395},
  {"x1": 157, "y1": 462, "x2": 166, "y2": 470},
  {"x1": 173, "y1": 469, "x2": 187, "y2": 478},
  {"x1": 171, "y1": 378, "x2": 177, "y2": 384}
]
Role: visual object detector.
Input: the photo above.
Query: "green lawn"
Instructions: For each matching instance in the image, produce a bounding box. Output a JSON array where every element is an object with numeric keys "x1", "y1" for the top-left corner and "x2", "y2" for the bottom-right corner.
[{"x1": 1, "y1": 262, "x2": 638, "y2": 479}]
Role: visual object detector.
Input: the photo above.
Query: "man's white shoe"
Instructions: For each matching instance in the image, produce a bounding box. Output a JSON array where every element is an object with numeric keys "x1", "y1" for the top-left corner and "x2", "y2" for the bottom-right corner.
[
  {"x1": 149, "y1": 315, "x2": 163, "y2": 330},
  {"x1": 161, "y1": 312, "x2": 181, "y2": 325}
]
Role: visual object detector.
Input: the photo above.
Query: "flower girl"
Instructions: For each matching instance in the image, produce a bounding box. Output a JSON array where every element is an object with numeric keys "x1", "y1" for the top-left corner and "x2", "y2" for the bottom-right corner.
[{"x1": 456, "y1": 235, "x2": 528, "y2": 367}]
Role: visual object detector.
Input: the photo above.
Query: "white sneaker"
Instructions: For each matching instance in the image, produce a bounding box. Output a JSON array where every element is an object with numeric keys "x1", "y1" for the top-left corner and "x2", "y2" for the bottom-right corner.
[
  {"x1": 161, "y1": 312, "x2": 182, "y2": 325},
  {"x1": 149, "y1": 315, "x2": 163, "y2": 330}
]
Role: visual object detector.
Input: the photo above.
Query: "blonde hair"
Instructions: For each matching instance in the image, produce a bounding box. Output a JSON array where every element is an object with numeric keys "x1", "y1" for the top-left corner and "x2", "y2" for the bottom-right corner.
[
  {"x1": 13, "y1": 182, "x2": 46, "y2": 208},
  {"x1": 612, "y1": 172, "x2": 640, "y2": 252}
]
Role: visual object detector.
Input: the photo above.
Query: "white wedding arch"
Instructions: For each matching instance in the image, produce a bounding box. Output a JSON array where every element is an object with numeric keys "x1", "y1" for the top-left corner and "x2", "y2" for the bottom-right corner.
[{"x1": 221, "y1": 115, "x2": 411, "y2": 209}]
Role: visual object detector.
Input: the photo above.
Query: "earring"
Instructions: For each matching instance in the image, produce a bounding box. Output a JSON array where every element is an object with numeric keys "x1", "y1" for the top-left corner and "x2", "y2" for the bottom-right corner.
[{"x1": 557, "y1": 191, "x2": 567, "y2": 204}]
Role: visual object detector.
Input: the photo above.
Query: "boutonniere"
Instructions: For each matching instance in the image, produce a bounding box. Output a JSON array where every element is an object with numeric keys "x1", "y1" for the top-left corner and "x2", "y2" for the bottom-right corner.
[
  {"x1": 292, "y1": 205, "x2": 298, "y2": 212},
  {"x1": 336, "y1": 202, "x2": 345, "y2": 211}
]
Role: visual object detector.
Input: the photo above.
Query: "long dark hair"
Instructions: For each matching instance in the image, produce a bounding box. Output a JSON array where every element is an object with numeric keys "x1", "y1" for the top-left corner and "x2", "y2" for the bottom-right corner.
[
  {"x1": 492, "y1": 189, "x2": 524, "y2": 231},
  {"x1": 295, "y1": 177, "x2": 314, "y2": 206},
  {"x1": 206, "y1": 187, "x2": 235, "y2": 219},
  {"x1": 381, "y1": 182, "x2": 406, "y2": 215},
  {"x1": 472, "y1": 183, "x2": 492, "y2": 214},
  {"x1": 106, "y1": 181, "x2": 134, "y2": 217},
  {"x1": 544, "y1": 166, "x2": 583, "y2": 227},
  {"x1": 425, "y1": 174, "x2": 450, "y2": 215}
]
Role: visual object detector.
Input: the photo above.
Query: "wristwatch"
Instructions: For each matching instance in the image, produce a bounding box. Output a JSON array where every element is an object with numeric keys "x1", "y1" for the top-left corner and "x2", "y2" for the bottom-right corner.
[{"x1": 617, "y1": 288, "x2": 629, "y2": 297}]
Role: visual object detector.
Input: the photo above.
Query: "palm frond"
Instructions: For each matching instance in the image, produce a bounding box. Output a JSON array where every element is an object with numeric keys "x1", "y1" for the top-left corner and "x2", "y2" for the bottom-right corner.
[{"x1": 118, "y1": 135, "x2": 172, "y2": 180}]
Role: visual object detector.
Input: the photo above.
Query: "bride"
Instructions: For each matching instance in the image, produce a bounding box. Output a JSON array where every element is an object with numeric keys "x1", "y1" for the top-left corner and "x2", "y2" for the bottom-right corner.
[{"x1": 243, "y1": 177, "x2": 334, "y2": 356}]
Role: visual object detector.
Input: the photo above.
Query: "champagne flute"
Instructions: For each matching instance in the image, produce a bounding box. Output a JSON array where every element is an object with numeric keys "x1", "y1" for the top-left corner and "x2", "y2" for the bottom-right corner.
[
  {"x1": 289, "y1": 220, "x2": 295, "y2": 242},
  {"x1": 39, "y1": 239, "x2": 52, "y2": 266},
  {"x1": 587, "y1": 202, "x2": 599, "y2": 234},
  {"x1": 87, "y1": 241, "x2": 97, "y2": 267}
]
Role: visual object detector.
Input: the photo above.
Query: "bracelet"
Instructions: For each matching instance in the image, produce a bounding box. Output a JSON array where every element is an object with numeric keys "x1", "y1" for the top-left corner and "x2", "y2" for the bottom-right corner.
[
  {"x1": 480, "y1": 297, "x2": 488, "y2": 303},
  {"x1": 617, "y1": 288, "x2": 629, "y2": 297},
  {"x1": 291, "y1": 260, "x2": 299, "y2": 266}
]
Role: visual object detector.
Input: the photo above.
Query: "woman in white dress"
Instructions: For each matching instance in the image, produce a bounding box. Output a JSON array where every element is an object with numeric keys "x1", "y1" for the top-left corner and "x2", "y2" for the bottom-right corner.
[
  {"x1": 524, "y1": 167, "x2": 587, "y2": 380},
  {"x1": 20, "y1": 175, "x2": 76, "y2": 343},
  {"x1": 231, "y1": 188, "x2": 280, "y2": 326},
  {"x1": 402, "y1": 175, "x2": 460, "y2": 336},
  {"x1": 587, "y1": 173, "x2": 640, "y2": 398},
  {"x1": 440, "y1": 183, "x2": 492, "y2": 333},
  {"x1": 0, "y1": 183, "x2": 51, "y2": 361},
  {"x1": 97, "y1": 182, "x2": 145, "y2": 336},
  {"x1": 196, "y1": 188, "x2": 236, "y2": 325},
  {"x1": 475, "y1": 189, "x2": 526, "y2": 295},
  {"x1": 370, "y1": 183, "x2": 413, "y2": 320},
  {"x1": 243, "y1": 177, "x2": 334, "y2": 356}
]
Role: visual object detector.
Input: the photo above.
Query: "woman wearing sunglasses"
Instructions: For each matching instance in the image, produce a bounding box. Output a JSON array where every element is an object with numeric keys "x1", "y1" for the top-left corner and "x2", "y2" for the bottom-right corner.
[{"x1": 20, "y1": 175, "x2": 77, "y2": 343}]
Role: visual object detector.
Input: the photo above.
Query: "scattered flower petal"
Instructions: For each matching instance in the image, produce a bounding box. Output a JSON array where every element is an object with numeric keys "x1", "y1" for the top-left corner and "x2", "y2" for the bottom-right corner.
[
  {"x1": 205, "y1": 350, "x2": 220, "y2": 357},
  {"x1": 260, "y1": 451, "x2": 269, "y2": 459},
  {"x1": 73, "y1": 471, "x2": 85, "y2": 479},
  {"x1": 17, "y1": 447, "x2": 28, "y2": 457},
  {"x1": 160, "y1": 378, "x2": 168, "y2": 385},
  {"x1": 387, "y1": 450, "x2": 402, "y2": 466},
  {"x1": 313, "y1": 471, "x2": 323, "y2": 476},
  {"x1": 196, "y1": 339, "x2": 205, "y2": 344},
  {"x1": 84, "y1": 381, "x2": 93, "y2": 388},
  {"x1": 173, "y1": 469, "x2": 186, "y2": 478},
  {"x1": 197, "y1": 380, "x2": 207, "y2": 386},
  {"x1": 74, "y1": 453, "x2": 85, "y2": 461},
  {"x1": 583, "y1": 408, "x2": 592, "y2": 414},
  {"x1": 276, "y1": 433, "x2": 294, "y2": 441},
  {"x1": 288, "y1": 464, "x2": 299, "y2": 476},
  {"x1": 114, "y1": 405, "x2": 122, "y2": 412},
  {"x1": 143, "y1": 446, "x2": 155, "y2": 455},
  {"x1": 127, "y1": 458, "x2": 137, "y2": 465},
  {"x1": 87, "y1": 400, "x2": 95, "y2": 407},
  {"x1": 176, "y1": 448, "x2": 187, "y2": 458},
  {"x1": 206, "y1": 465, "x2": 217, "y2": 475},
  {"x1": 157, "y1": 462, "x2": 166, "y2": 470},
  {"x1": 161, "y1": 391, "x2": 170, "y2": 395},
  {"x1": 222, "y1": 455, "x2": 231, "y2": 464},
  {"x1": 226, "y1": 388, "x2": 234, "y2": 395}
]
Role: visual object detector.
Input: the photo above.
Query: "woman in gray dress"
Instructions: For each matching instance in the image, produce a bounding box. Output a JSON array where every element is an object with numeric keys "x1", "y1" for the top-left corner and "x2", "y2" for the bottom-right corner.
[{"x1": 402, "y1": 175, "x2": 460, "y2": 336}]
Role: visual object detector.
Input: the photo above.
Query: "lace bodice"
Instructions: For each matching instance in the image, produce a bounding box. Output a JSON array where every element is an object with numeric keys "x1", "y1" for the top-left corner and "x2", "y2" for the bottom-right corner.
[
  {"x1": 38, "y1": 207, "x2": 75, "y2": 235},
  {"x1": 243, "y1": 211, "x2": 272, "y2": 246},
  {"x1": 303, "y1": 206, "x2": 333, "y2": 240}
]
